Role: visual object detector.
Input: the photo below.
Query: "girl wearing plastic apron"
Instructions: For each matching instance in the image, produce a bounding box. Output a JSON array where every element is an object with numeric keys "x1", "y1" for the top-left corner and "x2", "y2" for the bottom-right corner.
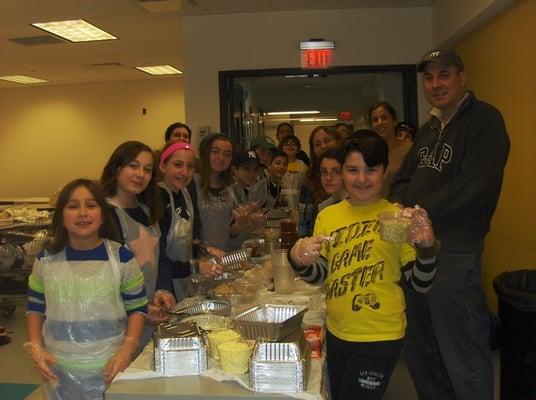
[
  {"x1": 41, "y1": 241, "x2": 126, "y2": 400},
  {"x1": 193, "y1": 174, "x2": 234, "y2": 252},
  {"x1": 110, "y1": 201, "x2": 160, "y2": 348},
  {"x1": 159, "y1": 182, "x2": 193, "y2": 301}
]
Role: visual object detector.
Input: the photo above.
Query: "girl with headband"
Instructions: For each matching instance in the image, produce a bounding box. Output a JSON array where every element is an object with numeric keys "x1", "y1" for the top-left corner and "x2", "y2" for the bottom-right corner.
[
  {"x1": 158, "y1": 142, "x2": 223, "y2": 301},
  {"x1": 101, "y1": 141, "x2": 174, "y2": 349}
]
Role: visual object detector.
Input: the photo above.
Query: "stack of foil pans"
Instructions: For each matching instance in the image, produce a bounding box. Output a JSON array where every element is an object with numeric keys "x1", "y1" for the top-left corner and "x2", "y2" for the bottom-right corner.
[
  {"x1": 153, "y1": 322, "x2": 207, "y2": 376},
  {"x1": 249, "y1": 340, "x2": 310, "y2": 393},
  {"x1": 233, "y1": 304, "x2": 308, "y2": 341}
]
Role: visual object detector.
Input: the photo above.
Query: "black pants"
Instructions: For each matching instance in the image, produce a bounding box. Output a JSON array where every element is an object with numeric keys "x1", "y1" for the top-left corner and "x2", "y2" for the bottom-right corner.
[{"x1": 326, "y1": 330, "x2": 403, "y2": 400}]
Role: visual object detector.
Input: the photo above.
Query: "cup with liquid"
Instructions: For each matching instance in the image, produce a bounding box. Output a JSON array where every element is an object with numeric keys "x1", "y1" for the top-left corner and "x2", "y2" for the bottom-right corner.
[{"x1": 271, "y1": 249, "x2": 295, "y2": 294}]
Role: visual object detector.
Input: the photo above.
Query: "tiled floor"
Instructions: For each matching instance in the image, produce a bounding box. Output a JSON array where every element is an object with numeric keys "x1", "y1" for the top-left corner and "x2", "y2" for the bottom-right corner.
[{"x1": 0, "y1": 306, "x2": 500, "y2": 399}]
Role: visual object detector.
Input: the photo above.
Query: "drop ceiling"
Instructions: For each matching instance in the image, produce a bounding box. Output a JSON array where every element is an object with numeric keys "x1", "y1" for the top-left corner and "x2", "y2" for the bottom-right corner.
[{"x1": 0, "y1": 0, "x2": 433, "y2": 88}]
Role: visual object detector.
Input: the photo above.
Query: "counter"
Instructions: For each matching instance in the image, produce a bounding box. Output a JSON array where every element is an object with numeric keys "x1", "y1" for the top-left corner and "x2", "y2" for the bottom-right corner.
[{"x1": 106, "y1": 281, "x2": 326, "y2": 400}]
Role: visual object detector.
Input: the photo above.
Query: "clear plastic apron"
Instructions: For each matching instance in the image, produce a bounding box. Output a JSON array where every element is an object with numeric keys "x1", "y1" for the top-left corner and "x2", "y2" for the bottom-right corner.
[
  {"x1": 159, "y1": 182, "x2": 193, "y2": 262},
  {"x1": 41, "y1": 240, "x2": 126, "y2": 400},
  {"x1": 107, "y1": 199, "x2": 160, "y2": 301},
  {"x1": 194, "y1": 175, "x2": 234, "y2": 251}
]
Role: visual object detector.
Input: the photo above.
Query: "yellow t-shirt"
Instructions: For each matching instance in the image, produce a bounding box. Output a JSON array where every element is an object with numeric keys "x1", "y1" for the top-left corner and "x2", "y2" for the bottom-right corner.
[
  {"x1": 286, "y1": 159, "x2": 308, "y2": 175},
  {"x1": 313, "y1": 199, "x2": 415, "y2": 342}
]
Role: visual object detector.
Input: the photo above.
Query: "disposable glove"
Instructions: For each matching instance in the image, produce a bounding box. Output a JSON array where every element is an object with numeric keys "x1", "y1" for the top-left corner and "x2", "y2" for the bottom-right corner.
[
  {"x1": 23, "y1": 341, "x2": 58, "y2": 384},
  {"x1": 199, "y1": 259, "x2": 224, "y2": 278},
  {"x1": 103, "y1": 336, "x2": 138, "y2": 385},
  {"x1": 405, "y1": 206, "x2": 435, "y2": 248},
  {"x1": 290, "y1": 236, "x2": 329, "y2": 266}
]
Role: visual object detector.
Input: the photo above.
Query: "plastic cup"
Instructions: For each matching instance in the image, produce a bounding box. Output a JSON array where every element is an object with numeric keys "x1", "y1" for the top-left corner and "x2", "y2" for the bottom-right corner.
[
  {"x1": 271, "y1": 249, "x2": 295, "y2": 294},
  {"x1": 280, "y1": 217, "x2": 297, "y2": 234},
  {"x1": 378, "y1": 211, "x2": 411, "y2": 243}
]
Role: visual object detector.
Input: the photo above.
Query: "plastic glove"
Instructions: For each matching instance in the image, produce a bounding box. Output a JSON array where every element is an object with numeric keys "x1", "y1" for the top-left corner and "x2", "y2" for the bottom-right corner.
[
  {"x1": 103, "y1": 336, "x2": 138, "y2": 386},
  {"x1": 406, "y1": 206, "x2": 435, "y2": 248},
  {"x1": 153, "y1": 290, "x2": 176, "y2": 312},
  {"x1": 232, "y1": 204, "x2": 250, "y2": 230},
  {"x1": 205, "y1": 246, "x2": 225, "y2": 259},
  {"x1": 290, "y1": 236, "x2": 329, "y2": 266},
  {"x1": 147, "y1": 303, "x2": 170, "y2": 325},
  {"x1": 23, "y1": 341, "x2": 58, "y2": 384},
  {"x1": 199, "y1": 258, "x2": 224, "y2": 278}
]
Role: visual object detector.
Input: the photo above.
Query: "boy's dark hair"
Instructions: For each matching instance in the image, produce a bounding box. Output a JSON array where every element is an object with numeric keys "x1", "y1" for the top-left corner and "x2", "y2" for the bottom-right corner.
[
  {"x1": 341, "y1": 130, "x2": 389, "y2": 170},
  {"x1": 100, "y1": 141, "x2": 162, "y2": 225},
  {"x1": 270, "y1": 148, "x2": 289, "y2": 163},
  {"x1": 164, "y1": 122, "x2": 191, "y2": 142},
  {"x1": 279, "y1": 135, "x2": 301, "y2": 150},
  {"x1": 47, "y1": 179, "x2": 120, "y2": 254}
]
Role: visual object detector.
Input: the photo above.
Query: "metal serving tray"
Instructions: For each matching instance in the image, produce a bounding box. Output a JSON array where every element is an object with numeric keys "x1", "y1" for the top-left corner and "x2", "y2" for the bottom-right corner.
[
  {"x1": 233, "y1": 304, "x2": 308, "y2": 341},
  {"x1": 249, "y1": 341, "x2": 310, "y2": 393},
  {"x1": 153, "y1": 323, "x2": 207, "y2": 376},
  {"x1": 171, "y1": 300, "x2": 231, "y2": 317}
]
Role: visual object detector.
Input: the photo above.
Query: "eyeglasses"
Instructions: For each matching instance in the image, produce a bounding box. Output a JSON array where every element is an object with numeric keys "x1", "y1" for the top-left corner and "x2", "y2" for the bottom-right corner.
[{"x1": 320, "y1": 169, "x2": 342, "y2": 178}]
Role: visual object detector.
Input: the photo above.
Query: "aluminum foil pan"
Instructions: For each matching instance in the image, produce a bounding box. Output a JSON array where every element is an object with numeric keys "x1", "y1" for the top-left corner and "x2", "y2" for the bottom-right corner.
[
  {"x1": 154, "y1": 323, "x2": 207, "y2": 376},
  {"x1": 171, "y1": 300, "x2": 231, "y2": 317},
  {"x1": 249, "y1": 341, "x2": 310, "y2": 392},
  {"x1": 233, "y1": 304, "x2": 308, "y2": 341}
]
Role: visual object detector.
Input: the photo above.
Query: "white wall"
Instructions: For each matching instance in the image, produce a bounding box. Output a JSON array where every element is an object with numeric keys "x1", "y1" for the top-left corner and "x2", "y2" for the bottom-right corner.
[
  {"x1": 0, "y1": 78, "x2": 185, "y2": 197},
  {"x1": 181, "y1": 8, "x2": 434, "y2": 147}
]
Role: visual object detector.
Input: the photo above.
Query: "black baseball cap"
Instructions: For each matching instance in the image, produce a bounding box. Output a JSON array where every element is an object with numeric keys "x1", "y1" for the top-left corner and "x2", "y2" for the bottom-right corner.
[
  {"x1": 233, "y1": 149, "x2": 260, "y2": 167},
  {"x1": 417, "y1": 49, "x2": 465, "y2": 72}
]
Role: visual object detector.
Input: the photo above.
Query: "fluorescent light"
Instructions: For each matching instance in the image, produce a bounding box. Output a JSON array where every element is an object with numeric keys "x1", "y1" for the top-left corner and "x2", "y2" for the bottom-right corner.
[
  {"x1": 299, "y1": 118, "x2": 338, "y2": 122},
  {"x1": 31, "y1": 19, "x2": 117, "y2": 42},
  {"x1": 299, "y1": 40, "x2": 335, "y2": 50},
  {"x1": 0, "y1": 75, "x2": 49, "y2": 84},
  {"x1": 284, "y1": 74, "x2": 308, "y2": 78},
  {"x1": 136, "y1": 65, "x2": 183, "y2": 75},
  {"x1": 267, "y1": 111, "x2": 320, "y2": 116}
]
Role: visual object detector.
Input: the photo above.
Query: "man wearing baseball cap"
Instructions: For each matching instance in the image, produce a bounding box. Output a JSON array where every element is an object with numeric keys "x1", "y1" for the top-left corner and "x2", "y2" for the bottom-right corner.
[{"x1": 390, "y1": 49, "x2": 510, "y2": 400}]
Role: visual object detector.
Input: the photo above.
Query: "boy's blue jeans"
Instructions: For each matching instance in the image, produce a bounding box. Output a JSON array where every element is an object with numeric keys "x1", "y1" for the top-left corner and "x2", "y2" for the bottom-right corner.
[{"x1": 401, "y1": 249, "x2": 494, "y2": 400}]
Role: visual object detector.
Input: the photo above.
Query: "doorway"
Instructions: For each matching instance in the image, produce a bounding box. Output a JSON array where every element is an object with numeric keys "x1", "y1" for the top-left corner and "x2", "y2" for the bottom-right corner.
[{"x1": 219, "y1": 65, "x2": 417, "y2": 149}]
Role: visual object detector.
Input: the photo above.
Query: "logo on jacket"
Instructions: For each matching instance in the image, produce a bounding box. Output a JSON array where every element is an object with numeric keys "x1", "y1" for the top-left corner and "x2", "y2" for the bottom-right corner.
[{"x1": 417, "y1": 142, "x2": 452, "y2": 171}]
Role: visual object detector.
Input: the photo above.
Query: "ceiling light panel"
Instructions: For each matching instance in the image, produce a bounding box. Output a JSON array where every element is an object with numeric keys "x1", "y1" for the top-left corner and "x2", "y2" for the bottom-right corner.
[
  {"x1": 31, "y1": 20, "x2": 117, "y2": 42},
  {"x1": 136, "y1": 65, "x2": 183, "y2": 75},
  {"x1": 299, "y1": 118, "x2": 338, "y2": 122},
  {"x1": 0, "y1": 75, "x2": 49, "y2": 84},
  {"x1": 266, "y1": 111, "x2": 320, "y2": 115}
]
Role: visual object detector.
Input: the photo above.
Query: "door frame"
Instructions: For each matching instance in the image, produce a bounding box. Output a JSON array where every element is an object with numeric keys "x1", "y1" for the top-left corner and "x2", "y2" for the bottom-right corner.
[{"x1": 218, "y1": 64, "x2": 418, "y2": 143}]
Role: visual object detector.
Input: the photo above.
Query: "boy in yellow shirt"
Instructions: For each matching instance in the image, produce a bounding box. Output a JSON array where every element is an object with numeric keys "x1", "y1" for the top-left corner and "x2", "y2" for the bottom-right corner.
[{"x1": 289, "y1": 131, "x2": 437, "y2": 400}]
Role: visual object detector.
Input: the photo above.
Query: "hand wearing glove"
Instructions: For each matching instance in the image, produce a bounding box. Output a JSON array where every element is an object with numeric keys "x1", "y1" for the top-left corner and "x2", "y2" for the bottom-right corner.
[
  {"x1": 248, "y1": 211, "x2": 266, "y2": 230},
  {"x1": 24, "y1": 341, "x2": 58, "y2": 384},
  {"x1": 147, "y1": 303, "x2": 170, "y2": 325},
  {"x1": 290, "y1": 236, "x2": 329, "y2": 266},
  {"x1": 199, "y1": 259, "x2": 224, "y2": 278},
  {"x1": 103, "y1": 336, "x2": 138, "y2": 386},
  {"x1": 232, "y1": 205, "x2": 250, "y2": 230},
  {"x1": 406, "y1": 206, "x2": 437, "y2": 259},
  {"x1": 205, "y1": 246, "x2": 225, "y2": 259},
  {"x1": 153, "y1": 290, "x2": 176, "y2": 312}
]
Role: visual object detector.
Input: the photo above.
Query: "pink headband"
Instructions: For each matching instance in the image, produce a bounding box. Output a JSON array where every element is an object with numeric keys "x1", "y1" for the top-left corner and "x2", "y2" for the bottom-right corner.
[{"x1": 160, "y1": 142, "x2": 195, "y2": 167}]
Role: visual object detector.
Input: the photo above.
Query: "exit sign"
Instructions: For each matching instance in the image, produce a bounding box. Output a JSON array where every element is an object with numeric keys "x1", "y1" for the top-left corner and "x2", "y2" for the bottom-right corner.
[{"x1": 301, "y1": 49, "x2": 333, "y2": 69}]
